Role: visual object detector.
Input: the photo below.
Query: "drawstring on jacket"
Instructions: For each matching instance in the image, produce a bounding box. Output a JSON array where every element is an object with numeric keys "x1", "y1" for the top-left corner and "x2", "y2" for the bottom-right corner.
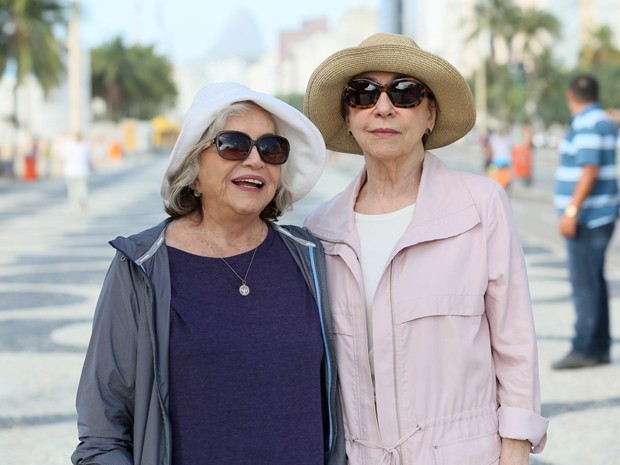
[{"x1": 351, "y1": 425, "x2": 421, "y2": 465}]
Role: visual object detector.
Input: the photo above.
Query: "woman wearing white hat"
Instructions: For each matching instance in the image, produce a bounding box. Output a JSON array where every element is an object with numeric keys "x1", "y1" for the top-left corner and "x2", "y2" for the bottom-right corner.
[
  {"x1": 72, "y1": 82, "x2": 345, "y2": 465},
  {"x1": 304, "y1": 33, "x2": 548, "y2": 465}
]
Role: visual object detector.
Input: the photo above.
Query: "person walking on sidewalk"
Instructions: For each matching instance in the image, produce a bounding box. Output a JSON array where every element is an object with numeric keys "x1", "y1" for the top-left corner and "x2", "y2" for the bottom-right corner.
[
  {"x1": 71, "y1": 82, "x2": 345, "y2": 465},
  {"x1": 552, "y1": 74, "x2": 619, "y2": 370},
  {"x1": 485, "y1": 124, "x2": 513, "y2": 190},
  {"x1": 61, "y1": 133, "x2": 92, "y2": 212},
  {"x1": 303, "y1": 33, "x2": 548, "y2": 465}
]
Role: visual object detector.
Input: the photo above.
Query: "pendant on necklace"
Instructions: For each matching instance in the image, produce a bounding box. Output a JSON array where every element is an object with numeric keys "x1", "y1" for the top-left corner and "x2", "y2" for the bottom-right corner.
[{"x1": 239, "y1": 283, "x2": 250, "y2": 296}]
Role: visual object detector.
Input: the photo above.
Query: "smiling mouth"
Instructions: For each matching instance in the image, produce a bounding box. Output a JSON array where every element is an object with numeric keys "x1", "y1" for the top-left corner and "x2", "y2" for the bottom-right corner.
[{"x1": 232, "y1": 178, "x2": 264, "y2": 189}]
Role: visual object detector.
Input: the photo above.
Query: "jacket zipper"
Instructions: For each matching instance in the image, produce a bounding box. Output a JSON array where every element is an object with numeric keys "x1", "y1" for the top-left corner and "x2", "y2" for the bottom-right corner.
[
  {"x1": 138, "y1": 260, "x2": 173, "y2": 465},
  {"x1": 308, "y1": 246, "x2": 335, "y2": 451},
  {"x1": 389, "y1": 259, "x2": 405, "y2": 463}
]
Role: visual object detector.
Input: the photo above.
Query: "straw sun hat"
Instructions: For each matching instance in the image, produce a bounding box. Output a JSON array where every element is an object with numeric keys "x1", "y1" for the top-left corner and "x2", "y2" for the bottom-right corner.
[{"x1": 304, "y1": 33, "x2": 476, "y2": 154}]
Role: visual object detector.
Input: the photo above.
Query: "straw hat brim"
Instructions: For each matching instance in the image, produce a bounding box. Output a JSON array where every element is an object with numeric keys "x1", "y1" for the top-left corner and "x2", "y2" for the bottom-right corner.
[{"x1": 303, "y1": 33, "x2": 476, "y2": 153}]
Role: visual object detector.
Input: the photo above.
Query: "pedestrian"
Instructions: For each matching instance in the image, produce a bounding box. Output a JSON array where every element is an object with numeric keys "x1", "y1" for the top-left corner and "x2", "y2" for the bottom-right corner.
[
  {"x1": 488, "y1": 125, "x2": 513, "y2": 168},
  {"x1": 551, "y1": 74, "x2": 619, "y2": 369},
  {"x1": 303, "y1": 33, "x2": 548, "y2": 464},
  {"x1": 71, "y1": 82, "x2": 345, "y2": 465},
  {"x1": 23, "y1": 137, "x2": 39, "y2": 181},
  {"x1": 61, "y1": 133, "x2": 92, "y2": 212},
  {"x1": 486, "y1": 125, "x2": 513, "y2": 189}
]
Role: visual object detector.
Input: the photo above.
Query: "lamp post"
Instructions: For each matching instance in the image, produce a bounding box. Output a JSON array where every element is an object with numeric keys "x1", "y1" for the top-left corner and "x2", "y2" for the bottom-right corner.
[
  {"x1": 2, "y1": 20, "x2": 19, "y2": 177},
  {"x1": 509, "y1": 61, "x2": 532, "y2": 185},
  {"x1": 509, "y1": 61, "x2": 525, "y2": 126},
  {"x1": 475, "y1": 34, "x2": 489, "y2": 138},
  {"x1": 68, "y1": 0, "x2": 82, "y2": 135}
]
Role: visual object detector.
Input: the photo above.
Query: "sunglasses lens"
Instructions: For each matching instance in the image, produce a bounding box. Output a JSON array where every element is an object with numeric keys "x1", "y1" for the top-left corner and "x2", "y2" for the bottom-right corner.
[
  {"x1": 215, "y1": 131, "x2": 289, "y2": 165},
  {"x1": 216, "y1": 132, "x2": 251, "y2": 160},
  {"x1": 345, "y1": 80, "x2": 380, "y2": 108},
  {"x1": 389, "y1": 80, "x2": 426, "y2": 107},
  {"x1": 257, "y1": 135, "x2": 290, "y2": 165},
  {"x1": 344, "y1": 78, "x2": 429, "y2": 109}
]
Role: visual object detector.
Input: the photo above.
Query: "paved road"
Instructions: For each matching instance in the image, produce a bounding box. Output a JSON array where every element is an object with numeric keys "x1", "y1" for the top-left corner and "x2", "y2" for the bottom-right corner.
[{"x1": 0, "y1": 145, "x2": 618, "y2": 465}]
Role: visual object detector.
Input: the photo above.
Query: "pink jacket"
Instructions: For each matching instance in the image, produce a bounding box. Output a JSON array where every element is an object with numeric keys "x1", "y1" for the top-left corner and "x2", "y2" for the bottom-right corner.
[{"x1": 305, "y1": 153, "x2": 549, "y2": 465}]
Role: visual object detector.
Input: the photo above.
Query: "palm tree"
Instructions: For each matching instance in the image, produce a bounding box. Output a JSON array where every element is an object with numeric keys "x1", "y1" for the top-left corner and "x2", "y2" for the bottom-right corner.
[
  {"x1": 517, "y1": 7, "x2": 561, "y2": 64},
  {"x1": 91, "y1": 37, "x2": 177, "y2": 121},
  {"x1": 468, "y1": 0, "x2": 520, "y2": 67},
  {"x1": 469, "y1": 1, "x2": 563, "y2": 125},
  {"x1": 579, "y1": 25, "x2": 620, "y2": 71},
  {"x1": 467, "y1": 0, "x2": 521, "y2": 124},
  {"x1": 530, "y1": 49, "x2": 569, "y2": 126},
  {"x1": 124, "y1": 43, "x2": 177, "y2": 119},
  {"x1": 0, "y1": 0, "x2": 69, "y2": 163},
  {"x1": 90, "y1": 37, "x2": 126, "y2": 120},
  {"x1": 510, "y1": 7, "x2": 561, "y2": 122},
  {"x1": 578, "y1": 25, "x2": 620, "y2": 109}
]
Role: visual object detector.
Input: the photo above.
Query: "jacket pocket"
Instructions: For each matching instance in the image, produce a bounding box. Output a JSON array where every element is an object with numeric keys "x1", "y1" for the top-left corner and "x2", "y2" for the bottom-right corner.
[
  {"x1": 395, "y1": 295, "x2": 484, "y2": 324},
  {"x1": 432, "y1": 430, "x2": 500, "y2": 465},
  {"x1": 331, "y1": 312, "x2": 353, "y2": 336}
]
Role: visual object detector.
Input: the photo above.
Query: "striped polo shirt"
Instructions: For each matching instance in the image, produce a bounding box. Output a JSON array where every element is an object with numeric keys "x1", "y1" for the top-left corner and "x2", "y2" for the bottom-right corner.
[{"x1": 554, "y1": 102, "x2": 620, "y2": 228}]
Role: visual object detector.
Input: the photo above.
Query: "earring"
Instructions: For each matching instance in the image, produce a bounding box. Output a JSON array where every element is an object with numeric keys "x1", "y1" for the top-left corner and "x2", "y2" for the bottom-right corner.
[
  {"x1": 193, "y1": 190, "x2": 201, "y2": 197},
  {"x1": 347, "y1": 130, "x2": 353, "y2": 137},
  {"x1": 424, "y1": 128, "x2": 432, "y2": 136}
]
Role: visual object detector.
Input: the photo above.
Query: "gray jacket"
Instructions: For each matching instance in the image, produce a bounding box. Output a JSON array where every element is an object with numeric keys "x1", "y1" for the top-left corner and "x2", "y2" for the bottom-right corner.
[{"x1": 72, "y1": 219, "x2": 345, "y2": 465}]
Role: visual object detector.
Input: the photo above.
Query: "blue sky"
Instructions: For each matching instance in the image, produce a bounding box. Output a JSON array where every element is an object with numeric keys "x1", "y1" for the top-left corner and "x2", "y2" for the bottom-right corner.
[{"x1": 79, "y1": 0, "x2": 374, "y2": 63}]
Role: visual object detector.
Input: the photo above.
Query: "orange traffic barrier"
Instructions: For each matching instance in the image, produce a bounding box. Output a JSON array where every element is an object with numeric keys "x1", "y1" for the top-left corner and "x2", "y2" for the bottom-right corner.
[
  {"x1": 24, "y1": 157, "x2": 37, "y2": 181},
  {"x1": 108, "y1": 141, "x2": 122, "y2": 161},
  {"x1": 512, "y1": 145, "x2": 532, "y2": 179}
]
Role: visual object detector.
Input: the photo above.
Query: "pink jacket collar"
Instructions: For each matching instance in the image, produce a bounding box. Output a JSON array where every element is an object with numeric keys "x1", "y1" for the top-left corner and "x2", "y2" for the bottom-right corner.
[{"x1": 306, "y1": 152, "x2": 481, "y2": 248}]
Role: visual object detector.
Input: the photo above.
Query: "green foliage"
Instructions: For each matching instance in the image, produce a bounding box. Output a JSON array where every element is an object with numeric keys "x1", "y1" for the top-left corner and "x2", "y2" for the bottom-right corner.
[
  {"x1": 576, "y1": 25, "x2": 620, "y2": 110},
  {"x1": 3, "y1": 0, "x2": 620, "y2": 132},
  {"x1": 0, "y1": 0, "x2": 68, "y2": 150},
  {"x1": 468, "y1": 0, "x2": 620, "y2": 128},
  {"x1": 275, "y1": 93, "x2": 304, "y2": 112},
  {"x1": 0, "y1": 0, "x2": 68, "y2": 92},
  {"x1": 90, "y1": 37, "x2": 177, "y2": 121},
  {"x1": 532, "y1": 51, "x2": 570, "y2": 125},
  {"x1": 574, "y1": 64, "x2": 620, "y2": 111}
]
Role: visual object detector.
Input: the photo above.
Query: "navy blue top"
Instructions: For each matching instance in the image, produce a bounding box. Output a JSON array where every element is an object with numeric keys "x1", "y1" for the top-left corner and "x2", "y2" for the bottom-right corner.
[{"x1": 168, "y1": 226, "x2": 324, "y2": 465}]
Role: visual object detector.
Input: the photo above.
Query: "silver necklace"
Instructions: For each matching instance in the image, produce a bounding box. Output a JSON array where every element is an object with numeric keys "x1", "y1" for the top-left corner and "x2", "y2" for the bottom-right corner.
[
  {"x1": 194, "y1": 222, "x2": 260, "y2": 297},
  {"x1": 193, "y1": 225, "x2": 260, "y2": 296},
  {"x1": 219, "y1": 247, "x2": 258, "y2": 296}
]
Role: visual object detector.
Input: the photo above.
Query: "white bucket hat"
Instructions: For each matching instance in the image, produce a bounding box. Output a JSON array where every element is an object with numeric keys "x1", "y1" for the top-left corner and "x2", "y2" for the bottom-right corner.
[{"x1": 161, "y1": 82, "x2": 326, "y2": 203}]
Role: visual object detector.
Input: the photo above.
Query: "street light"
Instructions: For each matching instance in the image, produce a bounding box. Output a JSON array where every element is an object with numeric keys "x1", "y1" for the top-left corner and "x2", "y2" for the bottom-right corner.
[
  {"x1": 68, "y1": 0, "x2": 82, "y2": 135},
  {"x1": 508, "y1": 61, "x2": 525, "y2": 125},
  {"x1": 475, "y1": 33, "x2": 489, "y2": 137}
]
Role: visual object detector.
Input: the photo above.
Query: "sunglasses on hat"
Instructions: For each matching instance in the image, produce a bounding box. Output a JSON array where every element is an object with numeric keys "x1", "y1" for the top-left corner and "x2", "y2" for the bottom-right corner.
[
  {"x1": 343, "y1": 77, "x2": 433, "y2": 109},
  {"x1": 210, "y1": 130, "x2": 290, "y2": 165}
]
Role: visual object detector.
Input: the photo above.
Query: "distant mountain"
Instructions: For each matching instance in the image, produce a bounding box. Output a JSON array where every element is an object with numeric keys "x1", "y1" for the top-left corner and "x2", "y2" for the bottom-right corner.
[{"x1": 204, "y1": 8, "x2": 265, "y2": 61}]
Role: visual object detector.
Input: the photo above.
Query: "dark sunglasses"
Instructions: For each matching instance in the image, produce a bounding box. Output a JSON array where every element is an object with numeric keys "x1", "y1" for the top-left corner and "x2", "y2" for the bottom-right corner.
[
  {"x1": 209, "y1": 130, "x2": 290, "y2": 165},
  {"x1": 343, "y1": 77, "x2": 433, "y2": 109}
]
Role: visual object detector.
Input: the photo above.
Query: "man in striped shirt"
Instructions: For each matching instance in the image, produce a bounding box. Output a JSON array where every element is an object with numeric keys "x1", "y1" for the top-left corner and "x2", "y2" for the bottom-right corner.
[{"x1": 552, "y1": 74, "x2": 619, "y2": 369}]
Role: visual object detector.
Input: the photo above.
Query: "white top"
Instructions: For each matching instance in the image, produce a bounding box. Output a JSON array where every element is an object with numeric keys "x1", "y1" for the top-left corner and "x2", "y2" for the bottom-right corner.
[
  {"x1": 355, "y1": 203, "x2": 415, "y2": 385},
  {"x1": 62, "y1": 139, "x2": 92, "y2": 179},
  {"x1": 488, "y1": 131, "x2": 513, "y2": 167}
]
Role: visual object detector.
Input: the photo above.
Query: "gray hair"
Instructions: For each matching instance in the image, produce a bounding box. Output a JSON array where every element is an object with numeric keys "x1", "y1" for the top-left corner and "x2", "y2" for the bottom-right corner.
[{"x1": 164, "y1": 101, "x2": 293, "y2": 221}]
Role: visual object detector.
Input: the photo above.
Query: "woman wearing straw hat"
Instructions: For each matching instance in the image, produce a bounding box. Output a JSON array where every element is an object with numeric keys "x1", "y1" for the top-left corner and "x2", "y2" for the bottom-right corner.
[
  {"x1": 72, "y1": 82, "x2": 345, "y2": 465},
  {"x1": 304, "y1": 33, "x2": 548, "y2": 465}
]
